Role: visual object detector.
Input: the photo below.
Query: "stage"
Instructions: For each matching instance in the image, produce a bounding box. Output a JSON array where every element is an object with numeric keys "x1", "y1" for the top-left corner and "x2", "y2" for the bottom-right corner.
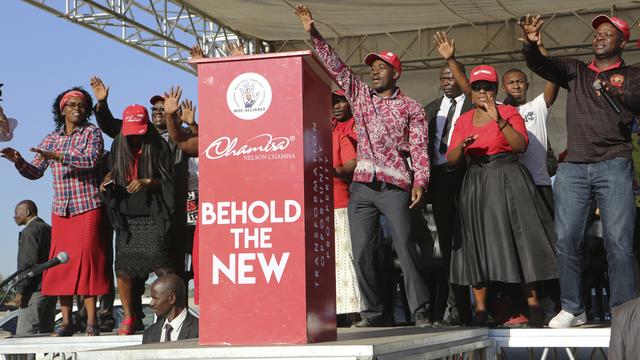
[
  {"x1": 76, "y1": 327, "x2": 492, "y2": 360},
  {"x1": 0, "y1": 326, "x2": 615, "y2": 360}
]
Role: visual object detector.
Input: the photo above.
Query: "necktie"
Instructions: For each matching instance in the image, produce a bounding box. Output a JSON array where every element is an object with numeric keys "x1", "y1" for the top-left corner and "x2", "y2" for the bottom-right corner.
[
  {"x1": 163, "y1": 323, "x2": 173, "y2": 342},
  {"x1": 439, "y1": 98, "x2": 457, "y2": 154}
]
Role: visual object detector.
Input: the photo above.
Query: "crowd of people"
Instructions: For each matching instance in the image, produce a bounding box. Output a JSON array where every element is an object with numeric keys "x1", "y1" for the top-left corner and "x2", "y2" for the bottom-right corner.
[
  {"x1": 1, "y1": 77, "x2": 199, "y2": 339},
  {"x1": 295, "y1": 4, "x2": 640, "y2": 331},
  {"x1": 0, "y1": 2, "x2": 639, "y2": 343}
]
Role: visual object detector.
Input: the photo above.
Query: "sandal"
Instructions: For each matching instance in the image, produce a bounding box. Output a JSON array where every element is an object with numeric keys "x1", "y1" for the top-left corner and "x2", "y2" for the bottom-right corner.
[
  {"x1": 51, "y1": 324, "x2": 74, "y2": 337},
  {"x1": 118, "y1": 316, "x2": 136, "y2": 336},
  {"x1": 85, "y1": 324, "x2": 100, "y2": 336}
]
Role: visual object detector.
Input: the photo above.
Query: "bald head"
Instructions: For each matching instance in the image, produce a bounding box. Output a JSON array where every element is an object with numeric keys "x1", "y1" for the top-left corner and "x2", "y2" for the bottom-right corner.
[
  {"x1": 150, "y1": 274, "x2": 187, "y2": 319},
  {"x1": 14, "y1": 200, "x2": 38, "y2": 226},
  {"x1": 17, "y1": 200, "x2": 37, "y2": 215}
]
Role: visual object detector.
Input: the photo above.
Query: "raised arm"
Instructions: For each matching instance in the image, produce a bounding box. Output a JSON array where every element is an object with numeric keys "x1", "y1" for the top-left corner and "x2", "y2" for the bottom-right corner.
[
  {"x1": 164, "y1": 86, "x2": 198, "y2": 157},
  {"x1": 180, "y1": 99, "x2": 199, "y2": 135},
  {"x1": 294, "y1": 4, "x2": 365, "y2": 102},
  {"x1": 521, "y1": 15, "x2": 571, "y2": 88},
  {"x1": 90, "y1": 76, "x2": 122, "y2": 139},
  {"x1": 434, "y1": 31, "x2": 471, "y2": 97},
  {"x1": 1, "y1": 144, "x2": 49, "y2": 180},
  {"x1": 532, "y1": 34, "x2": 562, "y2": 108}
]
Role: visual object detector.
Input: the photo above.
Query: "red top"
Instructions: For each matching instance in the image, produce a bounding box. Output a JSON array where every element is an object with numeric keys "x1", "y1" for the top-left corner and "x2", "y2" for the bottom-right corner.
[
  {"x1": 333, "y1": 117, "x2": 357, "y2": 209},
  {"x1": 128, "y1": 147, "x2": 143, "y2": 182},
  {"x1": 448, "y1": 105, "x2": 528, "y2": 157}
]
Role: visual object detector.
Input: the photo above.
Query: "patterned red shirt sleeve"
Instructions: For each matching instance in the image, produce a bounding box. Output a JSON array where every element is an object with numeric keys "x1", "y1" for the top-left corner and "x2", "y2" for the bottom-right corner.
[
  {"x1": 409, "y1": 104, "x2": 430, "y2": 189},
  {"x1": 61, "y1": 126, "x2": 104, "y2": 170},
  {"x1": 16, "y1": 134, "x2": 52, "y2": 180},
  {"x1": 311, "y1": 33, "x2": 368, "y2": 107}
]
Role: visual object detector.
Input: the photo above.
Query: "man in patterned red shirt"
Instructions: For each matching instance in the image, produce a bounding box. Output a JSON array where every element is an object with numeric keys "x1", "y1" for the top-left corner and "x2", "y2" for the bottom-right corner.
[{"x1": 296, "y1": 4, "x2": 431, "y2": 327}]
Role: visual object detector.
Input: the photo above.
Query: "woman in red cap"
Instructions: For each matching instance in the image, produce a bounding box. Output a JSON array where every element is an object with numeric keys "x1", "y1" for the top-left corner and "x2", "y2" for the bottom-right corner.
[
  {"x1": 446, "y1": 65, "x2": 557, "y2": 327},
  {"x1": 100, "y1": 104, "x2": 174, "y2": 335},
  {"x1": 1, "y1": 87, "x2": 110, "y2": 336}
]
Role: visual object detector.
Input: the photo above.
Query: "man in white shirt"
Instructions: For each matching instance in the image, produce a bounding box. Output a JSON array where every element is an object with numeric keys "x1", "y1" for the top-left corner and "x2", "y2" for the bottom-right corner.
[
  {"x1": 143, "y1": 274, "x2": 198, "y2": 343},
  {"x1": 502, "y1": 68, "x2": 559, "y2": 212},
  {"x1": 0, "y1": 105, "x2": 18, "y2": 142}
]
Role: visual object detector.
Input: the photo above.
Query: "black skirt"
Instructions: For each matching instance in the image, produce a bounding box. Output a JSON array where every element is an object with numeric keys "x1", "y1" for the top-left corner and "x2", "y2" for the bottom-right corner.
[
  {"x1": 115, "y1": 216, "x2": 173, "y2": 278},
  {"x1": 450, "y1": 153, "x2": 558, "y2": 286}
]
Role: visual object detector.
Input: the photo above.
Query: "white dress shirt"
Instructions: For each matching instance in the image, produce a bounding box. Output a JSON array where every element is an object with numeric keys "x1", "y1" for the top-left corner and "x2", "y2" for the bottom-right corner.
[
  {"x1": 434, "y1": 93, "x2": 466, "y2": 166},
  {"x1": 160, "y1": 308, "x2": 188, "y2": 342}
]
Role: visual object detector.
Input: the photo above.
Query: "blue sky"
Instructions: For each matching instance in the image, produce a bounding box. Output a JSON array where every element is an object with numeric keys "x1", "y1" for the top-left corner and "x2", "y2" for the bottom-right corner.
[{"x1": 0, "y1": 1, "x2": 197, "y2": 277}]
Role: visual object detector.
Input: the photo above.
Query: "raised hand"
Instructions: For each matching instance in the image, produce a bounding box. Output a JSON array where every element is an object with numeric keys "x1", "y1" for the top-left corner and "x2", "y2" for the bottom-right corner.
[
  {"x1": 180, "y1": 99, "x2": 196, "y2": 125},
  {"x1": 30, "y1": 147, "x2": 62, "y2": 162},
  {"x1": 163, "y1": 86, "x2": 182, "y2": 116},
  {"x1": 294, "y1": 4, "x2": 315, "y2": 34},
  {"x1": 190, "y1": 44, "x2": 205, "y2": 60},
  {"x1": 0, "y1": 147, "x2": 24, "y2": 164},
  {"x1": 227, "y1": 42, "x2": 245, "y2": 57},
  {"x1": 89, "y1": 76, "x2": 110, "y2": 102},
  {"x1": 479, "y1": 92, "x2": 499, "y2": 120},
  {"x1": 434, "y1": 31, "x2": 455, "y2": 60},
  {"x1": 518, "y1": 15, "x2": 543, "y2": 44}
]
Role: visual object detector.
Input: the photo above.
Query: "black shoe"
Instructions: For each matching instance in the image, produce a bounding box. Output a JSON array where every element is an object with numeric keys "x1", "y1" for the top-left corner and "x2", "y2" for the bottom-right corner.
[
  {"x1": 414, "y1": 308, "x2": 432, "y2": 328},
  {"x1": 352, "y1": 316, "x2": 394, "y2": 328},
  {"x1": 471, "y1": 311, "x2": 496, "y2": 327},
  {"x1": 432, "y1": 318, "x2": 462, "y2": 327}
]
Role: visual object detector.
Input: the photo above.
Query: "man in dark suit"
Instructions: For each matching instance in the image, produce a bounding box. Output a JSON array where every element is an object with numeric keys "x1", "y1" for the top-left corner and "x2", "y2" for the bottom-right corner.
[
  {"x1": 422, "y1": 62, "x2": 473, "y2": 326},
  {"x1": 143, "y1": 274, "x2": 198, "y2": 343},
  {"x1": 609, "y1": 297, "x2": 640, "y2": 359},
  {"x1": 13, "y1": 200, "x2": 56, "y2": 335}
]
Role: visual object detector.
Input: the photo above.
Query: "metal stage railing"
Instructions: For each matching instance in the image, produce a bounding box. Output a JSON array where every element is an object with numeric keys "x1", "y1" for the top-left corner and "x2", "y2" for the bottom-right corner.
[{"x1": 0, "y1": 327, "x2": 614, "y2": 360}]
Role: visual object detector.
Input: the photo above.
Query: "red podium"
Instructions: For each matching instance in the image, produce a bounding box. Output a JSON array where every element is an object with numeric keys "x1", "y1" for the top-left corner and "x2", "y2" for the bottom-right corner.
[{"x1": 195, "y1": 51, "x2": 336, "y2": 345}]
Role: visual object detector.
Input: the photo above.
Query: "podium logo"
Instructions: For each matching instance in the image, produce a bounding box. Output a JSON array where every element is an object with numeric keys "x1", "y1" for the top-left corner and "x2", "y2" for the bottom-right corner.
[
  {"x1": 205, "y1": 134, "x2": 294, "y2": 160},
  {"x1": 227, "y1": 72, "x2": 272, "y2": 120}
]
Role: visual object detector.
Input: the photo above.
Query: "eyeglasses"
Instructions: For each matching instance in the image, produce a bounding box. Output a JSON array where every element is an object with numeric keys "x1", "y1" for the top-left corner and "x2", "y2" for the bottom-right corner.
[
  {"x1": 64, "y1": 101, "x2": 85, "y2": 109},
  {"x1": 151, "y1": 106, "x2": 164, "y2": 114},
  {"x1": 471, "y1": 83, "x2": 498, "y2": 92}
]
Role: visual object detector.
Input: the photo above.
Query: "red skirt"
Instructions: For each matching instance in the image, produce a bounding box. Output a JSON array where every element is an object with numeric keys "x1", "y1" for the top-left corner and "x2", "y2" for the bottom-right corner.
[{"x1": 42, "y1": 208, "x2": 111, "y2": 296}]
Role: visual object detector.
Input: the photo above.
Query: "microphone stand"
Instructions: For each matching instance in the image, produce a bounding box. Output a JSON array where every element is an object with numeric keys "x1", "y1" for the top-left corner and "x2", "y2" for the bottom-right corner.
[{"x1": 0, "y1": 264, "x2": 32, "y2": 307}]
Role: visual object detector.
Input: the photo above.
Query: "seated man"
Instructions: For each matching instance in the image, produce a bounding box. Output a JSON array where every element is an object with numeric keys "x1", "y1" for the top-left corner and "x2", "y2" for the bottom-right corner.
[{"x1": 143, "y1": 275, "x2": 198, "y2": 343}]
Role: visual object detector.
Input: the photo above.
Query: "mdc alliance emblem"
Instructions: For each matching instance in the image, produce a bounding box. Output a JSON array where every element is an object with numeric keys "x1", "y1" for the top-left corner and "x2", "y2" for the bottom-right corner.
[{"x1": 226, "y1": 72, "x2": 272, "y2": 120}]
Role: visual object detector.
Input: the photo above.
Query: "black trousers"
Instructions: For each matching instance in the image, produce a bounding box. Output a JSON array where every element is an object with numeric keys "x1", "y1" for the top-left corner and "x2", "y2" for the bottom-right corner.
[
  {"x1": 428, "y1": 165, "x2": 472, "y2": 324},
  {"x1": 348, "y1": 180, "x2": 430, "y2": 319}
]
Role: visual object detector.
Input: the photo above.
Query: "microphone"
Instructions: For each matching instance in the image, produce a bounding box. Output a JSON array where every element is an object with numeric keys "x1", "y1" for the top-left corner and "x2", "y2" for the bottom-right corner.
[
  {"x1": 593, "y1": 79, "x2": 621, "y2": 114},
  {"x1": 22, "y1": 252, "x2": 69, "y2": 280}
]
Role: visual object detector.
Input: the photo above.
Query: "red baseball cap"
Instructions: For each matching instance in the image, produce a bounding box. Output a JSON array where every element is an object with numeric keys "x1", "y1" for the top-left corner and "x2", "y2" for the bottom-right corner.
[
  {"x1": 122, "y1": 105, "x2": 149, "y2": 136},
  {"x1": 469, "y1": 65, "x2": 498, "y2": 84},
  {"x1": 149, "y1": 95, "x2": 165, "y2": 105},
  {"x1": 364, "y1": 50, "x2": 402, "y2": 75},
  {"x1": 592, "y1": 15, "x2": 630, "y2": 42}
]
